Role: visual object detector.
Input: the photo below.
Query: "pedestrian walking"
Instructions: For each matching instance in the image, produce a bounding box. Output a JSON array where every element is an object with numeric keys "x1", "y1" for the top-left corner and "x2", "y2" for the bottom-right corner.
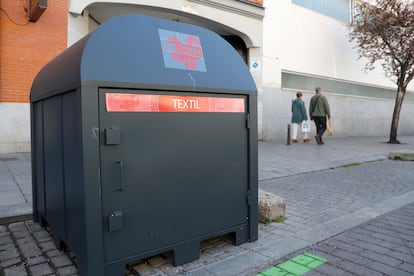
[
  {"x1": 309, "y1": 87, "x2": 331, "y2": 145},
  {"x1": 291, "y1": 92, "x2": 310, "y2": 143}
]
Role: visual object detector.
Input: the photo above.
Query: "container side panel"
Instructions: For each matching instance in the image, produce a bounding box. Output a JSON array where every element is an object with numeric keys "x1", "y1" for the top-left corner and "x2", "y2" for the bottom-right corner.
[
  {"x1": 43, "y1": 95, "x2": 66, "y2": 238},
  {"x1": 62, "y1": 90, "x2": 85, "y2": 246},
  {"x1": 32, "y1": 101, "x2": 46, "y2": 221}
]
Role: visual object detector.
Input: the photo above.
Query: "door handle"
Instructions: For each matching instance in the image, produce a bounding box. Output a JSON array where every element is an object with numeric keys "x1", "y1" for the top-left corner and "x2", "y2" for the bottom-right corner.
[{"x1": 114, "y1": 160, "x2": 124, "y2": 191}]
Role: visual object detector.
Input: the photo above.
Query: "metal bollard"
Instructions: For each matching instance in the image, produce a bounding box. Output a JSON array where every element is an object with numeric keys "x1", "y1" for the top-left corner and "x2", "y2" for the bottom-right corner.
[{"x1": 287, "y1": 123, "x2": 291, "y2": 145}]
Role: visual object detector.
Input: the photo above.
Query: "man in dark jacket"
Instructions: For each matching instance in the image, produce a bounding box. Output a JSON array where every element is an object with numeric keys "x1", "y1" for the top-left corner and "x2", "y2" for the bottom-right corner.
[{"x1": 309, "y1": 87, "x2": 331, "y2": 145}]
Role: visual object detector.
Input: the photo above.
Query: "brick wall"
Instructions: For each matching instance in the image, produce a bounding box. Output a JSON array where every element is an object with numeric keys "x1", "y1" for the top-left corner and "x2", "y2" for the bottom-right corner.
[{"x1": 0, "y1": 0, "x2": 68, "y2": 103}]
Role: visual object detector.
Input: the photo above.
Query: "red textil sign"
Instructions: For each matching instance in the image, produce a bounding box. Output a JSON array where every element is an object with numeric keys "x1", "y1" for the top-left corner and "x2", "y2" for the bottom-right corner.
[{"x1": 106, "y1": 93, "x2": 245, "y2": 113}]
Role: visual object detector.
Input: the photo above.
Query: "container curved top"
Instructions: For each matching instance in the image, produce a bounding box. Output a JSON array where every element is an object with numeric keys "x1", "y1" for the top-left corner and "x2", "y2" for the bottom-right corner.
[{"x1": 30, "y1": 14, "x2": 257, "y2": 102}]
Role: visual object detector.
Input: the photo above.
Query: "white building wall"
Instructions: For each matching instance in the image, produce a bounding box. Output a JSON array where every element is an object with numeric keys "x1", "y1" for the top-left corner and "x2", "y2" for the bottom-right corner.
[
  {"x1": 261, "y1": 0, "x2": 414, "y2": 141},
  {"x1": 0, "y1": 103, "x2": 31, "y2": 153}
]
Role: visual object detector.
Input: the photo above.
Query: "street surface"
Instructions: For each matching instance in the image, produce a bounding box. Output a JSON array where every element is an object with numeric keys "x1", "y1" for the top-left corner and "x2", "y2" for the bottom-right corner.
[{"x1": 1, "y1": 158, "x2": 414, "y2": 275}]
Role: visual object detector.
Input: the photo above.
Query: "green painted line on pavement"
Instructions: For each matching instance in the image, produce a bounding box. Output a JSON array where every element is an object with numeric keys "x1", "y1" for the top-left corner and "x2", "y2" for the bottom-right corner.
[{"x1": 257, "y1": 252, "x2": 327, "y2": 276}]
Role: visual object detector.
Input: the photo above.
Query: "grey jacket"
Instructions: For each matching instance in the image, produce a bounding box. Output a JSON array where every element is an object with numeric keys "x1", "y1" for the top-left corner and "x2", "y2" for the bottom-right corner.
[{"x1": 309, "y1": 95, "x2": 330, "y2": 120}]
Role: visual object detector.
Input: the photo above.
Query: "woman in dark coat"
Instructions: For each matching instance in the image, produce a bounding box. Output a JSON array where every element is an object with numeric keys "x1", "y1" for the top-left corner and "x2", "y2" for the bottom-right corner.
[{"x1": 291, "y1": 91, "x2": 309, "y2": 143}]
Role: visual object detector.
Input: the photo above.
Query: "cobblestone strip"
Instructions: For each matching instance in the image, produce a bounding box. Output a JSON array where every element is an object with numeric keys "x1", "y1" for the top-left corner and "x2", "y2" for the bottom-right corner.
[
  {"x1": 260, "y1": 160, "x2": 414, "y2": 233},
  {"x1": 0, "y1": 220, "x2": 77, "y2": 276},
  {"x1": 266, "y1": 202, "x2": 414, "y2": 276}
]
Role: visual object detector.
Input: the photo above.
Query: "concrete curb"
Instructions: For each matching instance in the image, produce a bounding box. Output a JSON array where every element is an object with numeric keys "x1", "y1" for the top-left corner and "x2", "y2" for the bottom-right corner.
[
  {"x1": 0, "y1": 203, "x2": 32, "y2": 224},
  {"x1": 388, "y1": 151, "x2": 414, "y2": 161}
]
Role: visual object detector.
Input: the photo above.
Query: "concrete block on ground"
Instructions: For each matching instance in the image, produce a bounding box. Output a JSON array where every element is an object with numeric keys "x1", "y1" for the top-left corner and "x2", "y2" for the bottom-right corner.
[
  {"x1": 388, "y1": 151, "x2": 414, "y2": 161},
  {"x1": 258, "y1": 189, "x2": 285, "y2": 222}
]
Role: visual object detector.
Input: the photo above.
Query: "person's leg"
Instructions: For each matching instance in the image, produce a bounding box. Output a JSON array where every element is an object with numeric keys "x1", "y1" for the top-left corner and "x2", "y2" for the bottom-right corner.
[
  {"x1": 314, "y1": 117, "x2": 327, "y2": 144},
  {"x1": 291, "y1": 123, "x2": 299, "y2": 142},
  {"x1": 313, "y1": 118, "x2": 321, "y2": 136},
  {"x1": 303, "y1": 128, "x2": 309, "y2": 142},
  {"x1": 319, "y1": 117, "x2": 327, "y2": 138}
]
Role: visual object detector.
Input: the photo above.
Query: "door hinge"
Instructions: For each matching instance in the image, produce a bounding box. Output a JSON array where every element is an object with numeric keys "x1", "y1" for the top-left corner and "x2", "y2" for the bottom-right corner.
[
  {"x1": 245, "y1": 113, "x2": 250, "y2": 129},
  {"x1": 247, "y1": 190, "x2": 252, "y2": 206}
]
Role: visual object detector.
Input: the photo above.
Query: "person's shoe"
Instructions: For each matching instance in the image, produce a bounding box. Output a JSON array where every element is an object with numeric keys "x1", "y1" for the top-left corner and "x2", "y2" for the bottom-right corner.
[
  {"x1": 315, "y1": 135, "x2": 321, "y2": 145},
  {"x1": 320, "y1": 137, "x2": 325, "y2": 144},
  {"x1": 292, "y1": 139, "x2": 298, "y2": 143},
  {"x1": 303, "y1": 138, "x2": 310, "y2": 143}
]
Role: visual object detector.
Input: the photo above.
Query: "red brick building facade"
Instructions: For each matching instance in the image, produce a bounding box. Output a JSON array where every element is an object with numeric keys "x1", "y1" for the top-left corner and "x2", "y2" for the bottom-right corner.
[{"x1": 0, "y1": 0, "x2": 68, "y2": 103}]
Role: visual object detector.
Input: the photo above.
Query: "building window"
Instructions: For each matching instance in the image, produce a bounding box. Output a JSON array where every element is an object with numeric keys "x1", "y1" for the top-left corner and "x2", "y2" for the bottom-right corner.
[
  {"x1": 351, "y1": 0, "x2": 365, "y2": 24},
  {"x1": 292, "y1": 0, "x2": 351, "y2": 23},
  {"x1": 281, "y1": 71, "x2": 414, "y2": 102}
]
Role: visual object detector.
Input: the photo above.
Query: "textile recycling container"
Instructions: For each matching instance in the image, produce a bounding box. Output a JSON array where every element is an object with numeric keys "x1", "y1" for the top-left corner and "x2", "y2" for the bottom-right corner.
[{"x1": 30, "y1": 14, "x2": 258, "y2": 276}]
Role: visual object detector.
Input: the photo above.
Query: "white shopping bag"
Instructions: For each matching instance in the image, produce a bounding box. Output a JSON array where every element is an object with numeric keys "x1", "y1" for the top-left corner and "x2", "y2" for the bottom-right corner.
[{"x1": 301, "y1": 120, "x2": 311, "y2": 133}]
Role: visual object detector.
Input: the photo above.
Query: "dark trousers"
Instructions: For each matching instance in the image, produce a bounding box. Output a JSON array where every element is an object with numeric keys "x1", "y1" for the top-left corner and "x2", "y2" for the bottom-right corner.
[{"x1": 314, "y1": 116, "x2": 327, "y2": 137}]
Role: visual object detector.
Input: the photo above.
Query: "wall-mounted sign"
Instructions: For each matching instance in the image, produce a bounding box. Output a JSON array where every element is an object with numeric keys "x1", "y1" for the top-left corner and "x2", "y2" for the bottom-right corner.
[
  {"x1": 106, "y1": 93, "x2": 245, "y2": 113},
  {"x1": 29, "y1": 0, "x2": 47, "y2": 22},
  {"x1": 250, "y1": 59, "x2": 260, "y2": 74}
]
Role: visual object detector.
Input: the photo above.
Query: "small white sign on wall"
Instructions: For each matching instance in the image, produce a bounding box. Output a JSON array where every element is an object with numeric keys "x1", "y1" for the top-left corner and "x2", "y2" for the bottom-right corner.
[{"x1": 250, "y1": 59, "x2": 260, "y2": 74}]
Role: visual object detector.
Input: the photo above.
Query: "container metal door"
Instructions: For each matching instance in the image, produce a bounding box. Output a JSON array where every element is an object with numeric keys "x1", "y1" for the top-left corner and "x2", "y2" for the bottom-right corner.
[{"x1": 99, "y1": 89, "x2": 249, "y2": 262}]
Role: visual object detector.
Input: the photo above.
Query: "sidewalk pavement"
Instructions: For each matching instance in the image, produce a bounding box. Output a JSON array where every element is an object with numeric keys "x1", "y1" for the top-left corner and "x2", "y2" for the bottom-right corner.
[
  {"x1": 1, "y1": 135, "x2": 414, "y2": 275},
  {"x1": 1, "y1": 135, "x2": 413, "y2": 222},
  {"x1": 259, "y1": 134, "x2": 414, "y2": 181},
  {"x1": 0, "y1": 152, "x2": 31, "y2": 223}
]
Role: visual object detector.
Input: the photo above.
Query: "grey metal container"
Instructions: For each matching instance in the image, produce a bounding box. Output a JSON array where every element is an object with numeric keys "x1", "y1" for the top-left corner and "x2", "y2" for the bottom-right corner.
[{"x1": 30, "y1": 14, "x2": 258, "y2": 276}]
